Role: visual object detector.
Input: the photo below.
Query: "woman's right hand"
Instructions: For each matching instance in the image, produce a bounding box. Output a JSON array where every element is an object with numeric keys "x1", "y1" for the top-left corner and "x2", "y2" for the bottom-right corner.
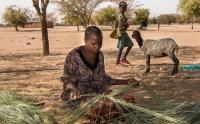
[{"x1": 70, "y1": 89, "x2": 81, "y2": 100}]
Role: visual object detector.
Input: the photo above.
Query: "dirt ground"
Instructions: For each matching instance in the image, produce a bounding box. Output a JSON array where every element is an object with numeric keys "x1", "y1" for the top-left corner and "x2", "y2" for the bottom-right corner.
[{"x1": 0, "y1": 24, "x2": 200, "y2": 107}]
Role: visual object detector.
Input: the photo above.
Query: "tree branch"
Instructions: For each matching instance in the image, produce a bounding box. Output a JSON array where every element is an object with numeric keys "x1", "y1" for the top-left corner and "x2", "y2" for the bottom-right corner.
[
  {"x1": 44, "y1": 0, "x2": 49, "y2": 8},
  {"x1": 32, "y1": 0, "x2": 41, "y2": 15}
]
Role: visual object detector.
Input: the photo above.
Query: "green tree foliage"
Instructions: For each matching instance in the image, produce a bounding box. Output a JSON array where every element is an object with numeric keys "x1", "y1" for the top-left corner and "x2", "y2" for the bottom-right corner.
[
  {"x1": 3, "y1": 6, "x2": 29, "y2": 31},
  {"x1": 63, "y1": 15, "x2": 84, "y2": 31},
  {"x1": 157, "y1": 14, "x2": 191, "y2": 24},
  {"x1": 60, "y1": 0, "x2": 105, "y2": 30},
  {"x1": 94, "y1": 6, "x2": 117, "y2": 26},
  {"x1": 174, "y1": 14, "x2": 191, "y2": 24},
  {"x1": 134, "y1": 8, "x2": 150, "y2": 25},
  {"x1": 179, "y1": 0, "x2": 200, "y2": 18},
  {"x1": 158, "y1": 14, "x2": 177, "y2": 25},
  {"x1": 178, "y1": 0, "x2": 200, "y2": 29},
  {"x1": 60, "y1": 0, "x2": 85, "y2": 31},
  {"x1": 149, "y1": 17, "x2": 158, "y2": 25}
]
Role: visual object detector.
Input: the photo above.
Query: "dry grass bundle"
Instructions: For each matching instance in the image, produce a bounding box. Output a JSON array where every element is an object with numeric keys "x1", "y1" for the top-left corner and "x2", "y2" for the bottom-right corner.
[
  {"x1": 62, "y1": 83, "x2": 200, "y2": 124},
  {"x1": 1, "y1": 83, "x2": 200, "y2": 124},
  {"x1": 0, "y1": 92, "x2": 58, "y2": 124}
]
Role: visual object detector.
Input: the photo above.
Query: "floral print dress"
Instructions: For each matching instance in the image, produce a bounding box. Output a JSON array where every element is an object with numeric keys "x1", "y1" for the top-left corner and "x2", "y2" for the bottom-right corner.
[{"x1": 61, "y1": 47, "x2": 114, "y2": 104}]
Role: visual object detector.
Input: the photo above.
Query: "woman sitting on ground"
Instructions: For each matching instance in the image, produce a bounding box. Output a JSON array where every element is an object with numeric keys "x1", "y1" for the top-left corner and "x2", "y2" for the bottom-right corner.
[{"x1": 61, "y1": 26, "x2": 138, "y2": 107}]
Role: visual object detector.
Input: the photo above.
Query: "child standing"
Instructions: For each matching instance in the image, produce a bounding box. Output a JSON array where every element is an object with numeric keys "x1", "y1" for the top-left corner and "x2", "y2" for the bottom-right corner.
[{"x1": 116, "y1": 1, "x2": 133, "y2": 65}]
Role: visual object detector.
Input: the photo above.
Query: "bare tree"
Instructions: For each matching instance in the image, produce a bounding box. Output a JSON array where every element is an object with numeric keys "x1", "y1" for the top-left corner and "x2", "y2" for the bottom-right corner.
[
  {"x1": 60, "y1": 0, "x2": 105, "y2": 28},
  {"x1": 32, "y1": 0, "x2": 50, "y2": 55}
]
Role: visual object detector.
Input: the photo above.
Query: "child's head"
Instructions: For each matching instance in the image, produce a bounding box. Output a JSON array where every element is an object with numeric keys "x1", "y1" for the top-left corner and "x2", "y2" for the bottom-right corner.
[
  {"x1": 119, "y1": 1, "x2": 127, "y2": 13},
  {"x1": 84, "y1": 26, "x2": 103, "y2": 53}
]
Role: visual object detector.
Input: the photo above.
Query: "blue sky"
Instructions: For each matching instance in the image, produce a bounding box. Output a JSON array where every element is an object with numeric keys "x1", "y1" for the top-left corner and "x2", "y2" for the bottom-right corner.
[{"x1": 0, "y1": 0, "x2": 179, "y2": 23}]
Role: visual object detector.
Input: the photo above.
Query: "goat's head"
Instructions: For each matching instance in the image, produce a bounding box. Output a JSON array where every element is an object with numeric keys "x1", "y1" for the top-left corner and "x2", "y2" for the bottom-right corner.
[
  {"x1": 132, "y1": 30, "x2": 143, "y2": 48},
  {"x1": 132, "y1": 30, "x2": 141, "y2": 39}
]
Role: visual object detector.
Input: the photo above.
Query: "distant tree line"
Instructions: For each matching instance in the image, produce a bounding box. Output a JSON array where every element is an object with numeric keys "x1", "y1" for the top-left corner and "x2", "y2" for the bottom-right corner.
[
  {"x1": 149, "y1": 14, "x2": 200, "y2": 25},
  {"x1": 61, "y1": 5, "x2": 200, "y2": 30}
]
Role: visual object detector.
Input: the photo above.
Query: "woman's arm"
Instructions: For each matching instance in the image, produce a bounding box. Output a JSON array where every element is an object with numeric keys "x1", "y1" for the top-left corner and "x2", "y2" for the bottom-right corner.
[
  {"x1": 61, "y1": 51, "x2": 80, "y2": 100},
  {"x1": 111, "y1": 78, "x2": 138, "y2": 85},
  {"x1": 100, "y1": 52, "x2": 140, "y2": 86}
]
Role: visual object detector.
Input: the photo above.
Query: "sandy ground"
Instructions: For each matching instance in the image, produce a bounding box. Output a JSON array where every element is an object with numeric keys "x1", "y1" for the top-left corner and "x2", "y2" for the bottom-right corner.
[{"x1": 0, "y1": 24, "x2": 200, "y2": 107}]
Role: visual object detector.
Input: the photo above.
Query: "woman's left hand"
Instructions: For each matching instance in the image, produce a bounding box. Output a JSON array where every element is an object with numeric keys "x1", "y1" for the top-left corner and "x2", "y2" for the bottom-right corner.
[
  {"x1": 126, "y1": 78, "x2": 137, "y2": 83},
  {"x1": 126, "y1": 78, "x2": 140, "y2": 87},
  {"x1": 112, "y1": 78, "x2": 141, "y2": 85}
]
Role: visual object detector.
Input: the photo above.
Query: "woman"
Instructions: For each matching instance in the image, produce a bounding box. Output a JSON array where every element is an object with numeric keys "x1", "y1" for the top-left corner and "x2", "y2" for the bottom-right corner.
[
  {"x1": 116, "y1": 1, "x2": 134, "y2": 65},
  {"x1": 61, "y1": 26, "x2": 137, "y2": 107}
]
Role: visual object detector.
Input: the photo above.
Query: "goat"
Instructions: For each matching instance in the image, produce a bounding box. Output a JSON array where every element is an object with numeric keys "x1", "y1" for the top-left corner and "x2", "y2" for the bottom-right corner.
[{"x1": 132, "y1": 30, "x2": 179, "y2": 75}]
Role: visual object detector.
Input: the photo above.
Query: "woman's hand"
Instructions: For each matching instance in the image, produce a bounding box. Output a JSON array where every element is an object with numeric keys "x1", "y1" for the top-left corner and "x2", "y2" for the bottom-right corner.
[
  {"x1": 126, "y1": 78, "x2": 140, "y2": 87},
  {"x1": 69, "y1": 89, "x2": 81, "y2": 100},
  {"x1": 112, "y1": 78, "x2": 140, "y2": 85},
  {"x1": 126, "y1": 78, "x2": 137, "y2": 83}
]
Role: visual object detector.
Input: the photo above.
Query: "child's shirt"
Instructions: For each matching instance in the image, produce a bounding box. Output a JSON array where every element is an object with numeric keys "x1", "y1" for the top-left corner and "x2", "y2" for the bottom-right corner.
[{"x1": 118, "y1": 12, "x2": 129, "y2": 34}]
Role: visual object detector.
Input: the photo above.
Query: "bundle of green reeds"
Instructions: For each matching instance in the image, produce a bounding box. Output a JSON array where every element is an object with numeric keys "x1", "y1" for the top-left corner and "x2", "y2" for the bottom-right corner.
[
  {"x1": 0, "y1": 92, "x2": 58, "y2": 124},
  {"x1": 62, "y1": 83, "x2": 200, "y2": 124},
  {"x1": 1, "y1": 83, "x2": 200, "y2": 124}
]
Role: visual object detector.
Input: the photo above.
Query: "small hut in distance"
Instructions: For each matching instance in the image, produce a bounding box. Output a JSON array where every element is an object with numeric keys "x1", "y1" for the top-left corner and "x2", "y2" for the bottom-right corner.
[{"x1": 24, "y1": 18, "x2": 54, "y2": 28}]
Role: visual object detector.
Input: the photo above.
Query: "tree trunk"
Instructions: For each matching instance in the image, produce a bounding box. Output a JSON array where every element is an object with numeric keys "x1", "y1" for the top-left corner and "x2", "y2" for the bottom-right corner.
[
  {"x1": 15, "y1": 25, "x2": 19, "y2": 31},
  {"x1": 191, "y1": 22, "x2": 194, "y2": 30},
  {"x1": 191, "y1": 17, "x2": 194, "y2": 30},
  {"x1": 158, "y1": 23, "x2": 160, "y2": 31},
  {"x1": 87, "y1": 16, "x2": 91, "y2": 28},
  {"x1": 40, "y1": 11, "x2": 49, "y2": 56},
  {"x1": 76, "y1": 22, "x2": 80, "y2": 31},
  {"x1": 32, "y1": 0, "x2": 50, "y2": 56}
]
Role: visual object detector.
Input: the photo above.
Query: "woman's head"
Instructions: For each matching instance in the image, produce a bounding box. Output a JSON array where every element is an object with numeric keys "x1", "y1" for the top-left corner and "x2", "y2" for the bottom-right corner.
[
  {"x1": 84, "y1": 26, "x2": 103, "y2": 53},
  {"x1": 119, "y1": 1, "x2": 127, "y2": 13}
]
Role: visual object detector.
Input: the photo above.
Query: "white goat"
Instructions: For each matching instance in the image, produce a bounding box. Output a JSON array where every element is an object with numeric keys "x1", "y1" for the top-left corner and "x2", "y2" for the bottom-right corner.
[{"x1": 132, "y1": 30, "x2": 179, "y2": 75}]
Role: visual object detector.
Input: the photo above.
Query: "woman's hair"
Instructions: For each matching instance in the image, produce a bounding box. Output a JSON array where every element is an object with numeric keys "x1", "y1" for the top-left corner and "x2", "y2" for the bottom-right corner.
[
  {"x1": 119, "y1": 1, "x2": 128, "y2": 8},
  {"x1": 84, "y1": 26, "x2": 103, "y2": 42}
]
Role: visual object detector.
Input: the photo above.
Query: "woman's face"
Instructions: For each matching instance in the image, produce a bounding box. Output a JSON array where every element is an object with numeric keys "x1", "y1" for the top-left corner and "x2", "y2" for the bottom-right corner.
[{"x1": 85, "y1": 34, "x2": 102, "y2": 54}]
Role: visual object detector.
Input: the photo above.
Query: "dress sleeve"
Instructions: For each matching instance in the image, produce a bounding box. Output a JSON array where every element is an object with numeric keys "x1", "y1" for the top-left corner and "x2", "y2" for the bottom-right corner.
[{"x1": 61, "y1": 51, "x2": 79, "y2": 100}]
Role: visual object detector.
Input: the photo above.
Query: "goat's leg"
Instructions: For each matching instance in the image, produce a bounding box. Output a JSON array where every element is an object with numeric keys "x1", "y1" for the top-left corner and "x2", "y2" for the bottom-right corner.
[
  {"x1": 145, "y1": 55, "x2": 150, "y2": 73},
  {"x1": 174, "y1": 55, "x2": 179, "y2": 74},
  {"x1": 168, "y1": 53, "x2": 179, "y2": 75}
]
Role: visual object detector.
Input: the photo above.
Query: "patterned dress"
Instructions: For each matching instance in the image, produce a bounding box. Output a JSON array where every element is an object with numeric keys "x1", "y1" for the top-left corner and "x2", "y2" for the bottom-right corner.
[
  {"x1": 117, "y1": 12, "x2": 133, "y2": 49},
  {"x1": 61, "y1": 47, "x2": 114, "y2": 104}
]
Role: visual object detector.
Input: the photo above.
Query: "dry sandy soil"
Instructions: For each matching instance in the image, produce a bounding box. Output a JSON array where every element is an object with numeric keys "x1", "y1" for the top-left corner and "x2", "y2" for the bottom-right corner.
[{"x1": 0, "y1": 24, "x2": 200, "y2": 111}]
